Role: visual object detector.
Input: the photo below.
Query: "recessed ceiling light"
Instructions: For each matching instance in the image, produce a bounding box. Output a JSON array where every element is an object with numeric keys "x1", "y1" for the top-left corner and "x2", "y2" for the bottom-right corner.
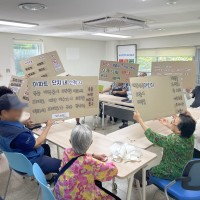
[
  {"x1": 166, "y1": 0, "x2": 177, "y2": 5},
  {"x1": 92, "y1": 33, "x2": 131, "y2": 38},
  {"x1": 0, "y1": 20, "x2": 38, "y2": 28},
  {"x1": 149, "y1": 28, "x2": 165, "y2": 31},
  {"x1": 19, "y1": 3, "x2": 47, "y2": 11}
]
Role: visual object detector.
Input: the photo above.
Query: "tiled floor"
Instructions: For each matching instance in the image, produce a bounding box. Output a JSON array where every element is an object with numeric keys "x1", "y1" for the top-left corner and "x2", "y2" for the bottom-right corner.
[{"x1": 0, "y1": 117, "x2": 169, "y2": 200}]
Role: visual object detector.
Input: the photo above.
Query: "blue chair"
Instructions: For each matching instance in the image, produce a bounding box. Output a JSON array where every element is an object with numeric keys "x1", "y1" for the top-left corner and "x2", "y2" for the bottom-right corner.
[
  {"x1": 3, "y1": 151, "x2": 40, "y2": 200},
  {"x1": 33, "y1": 163, "x2": 56, "y2": 200},
  {"x1": 149, "y1": 159, "x2": 200, "y2": 200}
]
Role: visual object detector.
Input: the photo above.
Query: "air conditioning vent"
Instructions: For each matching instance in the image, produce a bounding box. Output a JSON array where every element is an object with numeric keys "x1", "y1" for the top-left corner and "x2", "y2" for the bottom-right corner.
[{"x1": 83, "y1": 14, "x2": 147, "y2": 30}]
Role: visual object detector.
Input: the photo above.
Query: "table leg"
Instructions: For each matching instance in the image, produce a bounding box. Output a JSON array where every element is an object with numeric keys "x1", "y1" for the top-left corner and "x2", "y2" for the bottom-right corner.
[
  {"x1": 102, "y1": 102, "x2": 105, "y2": 130},
  {"x1": 142, "y1": 167, "x2": 146, "y2": 200},
  {"x1": 92, "y1": 115, "x2": 96, "y2": 130},
  {"x1": 57, "y1": 145, "x2": 60, "y2": 159},
  {"x1": 127, "y1": 175, "x2": 134, "y2": 200}
]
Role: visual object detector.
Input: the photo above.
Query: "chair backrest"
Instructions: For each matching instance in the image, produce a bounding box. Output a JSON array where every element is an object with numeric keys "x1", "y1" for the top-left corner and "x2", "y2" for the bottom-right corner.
[
  {"x1": 181, "y1": 159, "x2": 200, "y2": 190},
  {"x1": 3, "y1": 151, "x2": 33, "y2": 176},
  {"x1": 33, "y1": 163, "x2": 56, "y2": 200}
]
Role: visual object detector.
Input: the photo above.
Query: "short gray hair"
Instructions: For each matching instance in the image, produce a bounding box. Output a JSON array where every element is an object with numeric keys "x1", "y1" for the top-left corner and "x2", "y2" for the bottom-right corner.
[{"x1": 70, "y1": 124, "x2": 93, "y2": 154}]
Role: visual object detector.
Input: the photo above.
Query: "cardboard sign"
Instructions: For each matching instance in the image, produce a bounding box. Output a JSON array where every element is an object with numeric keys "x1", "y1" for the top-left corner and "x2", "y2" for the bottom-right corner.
[
  {"x1": 28, "y1": 76, "x2": 99, "y2": 123},
  {"x1": 130, "y1": 76, "x2": 186, "y2": 121},
  {"x1": 151, "y1": 61, "x2": 196, "y2": 89},
  {"x1": 8, "y1": 75, "x2": 25, "y2": 94},
  {"x1": 17, "y1": 79, "x2": 29, "y2": 104},
  {"x1": 20, "y1": 51, "x2": 65, "y2": 78},
  {"x1": 99, "y1": 60, "x2": 139, "y2": 83}
]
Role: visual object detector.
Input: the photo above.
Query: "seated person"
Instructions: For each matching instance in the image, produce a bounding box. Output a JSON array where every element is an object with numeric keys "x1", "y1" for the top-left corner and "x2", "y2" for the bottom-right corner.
[
  {"x1": 133, "y1": 111, "x2": 196, "y2": 181},
  {"x1": 138, "y1": 72, "x2": 147, "y2": 77},
  {"x1": 186, "y1": 86, "x2": 200, "y2": 108},
  {"x1": 0, "y1": 94, "x2": 61, "y2": 176},
  {"x1": 54, "y1": 124, "x2": 118, "y2": 200},
  {"x1": 0, "y1": 86, "x2": 33, "y2": 127},
  {"x1": 102, "y1": 82, "x2": 129, "y2": 129},
  {"x1": 102, "y1": 82, "x2": 128, "y2": 98},
  {"x1": 192, "y1": 119, "x2": 200, "y2": 158},
  {"x1": 0, "y1": 86, "x2": 14, "y2": 97}
]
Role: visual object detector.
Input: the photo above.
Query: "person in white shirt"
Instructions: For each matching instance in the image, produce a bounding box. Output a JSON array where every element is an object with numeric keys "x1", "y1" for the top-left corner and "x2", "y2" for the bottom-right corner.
[{"x1": 193, "y1": 119, "x2": 200, "y2": 158}]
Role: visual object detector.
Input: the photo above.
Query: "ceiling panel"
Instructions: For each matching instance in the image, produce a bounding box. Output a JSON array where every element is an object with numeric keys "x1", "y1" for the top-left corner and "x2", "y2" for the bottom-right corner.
[{"x1": 0, "y1": 0, "x2": 200, "y2": 40}]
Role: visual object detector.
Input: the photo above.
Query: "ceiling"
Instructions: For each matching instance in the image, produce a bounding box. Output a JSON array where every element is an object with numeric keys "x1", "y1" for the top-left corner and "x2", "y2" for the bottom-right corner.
[{"x1": 0, "y1": 0, "x2": 200, "y2": 40}]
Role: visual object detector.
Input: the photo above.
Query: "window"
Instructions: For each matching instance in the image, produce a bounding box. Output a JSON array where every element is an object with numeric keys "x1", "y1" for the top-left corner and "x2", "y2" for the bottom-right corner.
[
  {"x1": 13, "y1": 40, "x2": 43, "y2": 76},
  {"x1": 157, "y1": 56, "x2": 193, "y2": 62},
  {"x1": 137, "y1": 56, "x2": 157, "y2": 73},
  {"x1": 137, "y1": 47, "x2": 195, "y2": 74}
]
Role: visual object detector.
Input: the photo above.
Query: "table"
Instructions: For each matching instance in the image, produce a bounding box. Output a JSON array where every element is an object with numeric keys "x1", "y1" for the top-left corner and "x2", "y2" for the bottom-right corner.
[
  {"x1": 107, "y1": 107, "x2": 200, "y2": 150},
  {"x1": 34, "y1": 122, "x2": 157, "y2": 200},
  {"x1": 188, "y1": 107, "x2": 200, "y2": 121},
  {"x1": 107, "y1": 120, "x2": 171, "y2": 149},
  {"x1": 99, "y1": 94, "x2": 135, "y2": 129}
]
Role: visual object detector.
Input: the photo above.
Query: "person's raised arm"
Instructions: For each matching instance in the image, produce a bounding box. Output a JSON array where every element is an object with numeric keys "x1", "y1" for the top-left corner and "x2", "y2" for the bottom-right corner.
[
  {"x1": 133, "y1": 111, "x2": 171, "y2": 148},
  {"x1": 185, "y1": 88, "x2": 194, "y2": 100},
  {"x1": 133, "y1": 111, "x2": 149, "y2": 131},
  {"x1": 34, "y1": 120, "x2": 53, "y2": 148},
  {"x1": 112, "y1": 89, "x2": 127, "y2": 95},
  {"x1": 101, "y1": 86, "x2": 111, "y2": 94},
  {"x1": 159, "y1": 118, "x2": 173, "y2": 130}
]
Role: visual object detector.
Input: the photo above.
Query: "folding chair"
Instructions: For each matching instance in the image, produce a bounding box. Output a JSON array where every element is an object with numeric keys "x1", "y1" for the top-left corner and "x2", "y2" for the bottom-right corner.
[
  {"x1": 149, "y1": 159, "x2": 200, "y2": 200},
  {"x1": 33, "y1": 163, "x2": 56, "y2": 200},
  {"x1": 3, "y1": 151, "x2": 40, "y2": 200}
]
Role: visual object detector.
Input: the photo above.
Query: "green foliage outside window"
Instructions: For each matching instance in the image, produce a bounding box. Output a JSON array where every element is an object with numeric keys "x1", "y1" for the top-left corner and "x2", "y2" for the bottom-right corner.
[
  {"x1": 137, "y1": 56, "x2": 193, "y2": 74},
  {"x1": 13, "y1": 42, "x2": 43, "y2": 76}
]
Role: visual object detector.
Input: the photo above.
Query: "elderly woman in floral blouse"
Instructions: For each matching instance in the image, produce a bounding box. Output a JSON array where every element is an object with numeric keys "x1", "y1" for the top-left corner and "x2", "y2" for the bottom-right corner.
[
  {"x1": 53, "y1": 124, "x2": 118, "y2": 200},
  {"x1": 134, "y1": 111, "x2": 196, "y2": 181}
]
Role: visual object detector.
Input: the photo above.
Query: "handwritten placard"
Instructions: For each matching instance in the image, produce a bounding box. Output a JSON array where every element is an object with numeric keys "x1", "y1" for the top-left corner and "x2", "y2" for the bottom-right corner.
[
  {"x1": 99, "y1": 60, "x2": 139, "y2": 83},
  {"x1": 28, "y1": 76, "x2": 99, "y2": 123},
  {"x1": 20, "y1": 51, "x2": 65, "y2": 78},
  {"x1": 8, "y1": 75, "x2": 25, "y2": 94},
  {"x1": 17, "y1": 79, "x2": 29, "y2": 104},
  {"x1": 130, "y1": 76, "x2": 186, "y2": 121},
  {"x1": 152, "y1": 61, "x2": 196, "y2": 89}
]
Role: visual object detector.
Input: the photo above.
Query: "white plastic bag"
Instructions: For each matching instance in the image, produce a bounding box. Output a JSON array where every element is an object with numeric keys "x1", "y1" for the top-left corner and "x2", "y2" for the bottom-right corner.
[{"x1": 110, "y1": 142, "x2": 142, "y2": 163}]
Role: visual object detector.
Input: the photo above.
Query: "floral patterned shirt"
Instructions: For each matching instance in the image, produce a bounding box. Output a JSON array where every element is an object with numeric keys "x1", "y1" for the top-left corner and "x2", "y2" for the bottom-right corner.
[
  {"x1": 145, "y1": 128, "x2": 194, "y2": 180},
  {"x1": 53, "y1": 148, "x2": 118, "y2": 200}
]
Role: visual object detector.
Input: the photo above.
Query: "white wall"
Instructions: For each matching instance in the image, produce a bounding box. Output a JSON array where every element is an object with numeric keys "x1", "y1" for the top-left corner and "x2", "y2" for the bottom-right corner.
[
  {"x1": 105, "y1": 32, "x2": 200, "y2": 61},
  {"x1": 120, "y1": 33, "x2": 200, "y2": 49},
  {"x1": 0, "y1": 32, "x2": 106, "y2": 86},
  {"x1": 1, "y1": 32, "x2": 200, "y2": 88}
]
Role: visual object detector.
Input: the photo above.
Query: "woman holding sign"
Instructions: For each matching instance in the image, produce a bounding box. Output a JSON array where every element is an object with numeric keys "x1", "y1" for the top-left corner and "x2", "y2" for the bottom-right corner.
[{"x1": 133, "y1": 111, "x2": 196, "y2": 182}]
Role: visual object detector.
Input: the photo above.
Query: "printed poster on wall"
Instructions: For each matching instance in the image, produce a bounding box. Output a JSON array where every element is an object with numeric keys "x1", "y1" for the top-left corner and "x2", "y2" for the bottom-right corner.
[
  {"x1": 151, "y1": 61, "x2": 196, "y2": 89},
  {"x1": 130, "y1": 76, "x2": 186, "y2": 121},
  {"x1": 20, "y1": 51, "x2": 65, "y2": 78},
  {"x1": 8, "y1": 75, "x2": 25, "y2": 94},
  {"x1": 28, "y1": 76, "x2": 99, "y2": 123},
  {"x1": 117, "y1": 44, "x2": 137, "y2": 64},
  {"x1": 99, "y1": 60, "x2": 139, "y2": 83}
]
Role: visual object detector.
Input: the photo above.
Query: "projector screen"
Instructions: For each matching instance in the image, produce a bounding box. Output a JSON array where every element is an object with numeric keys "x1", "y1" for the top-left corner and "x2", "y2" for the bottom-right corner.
[{"x1": 117, "y1": 44, "x2": 137, "y2": 64}]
